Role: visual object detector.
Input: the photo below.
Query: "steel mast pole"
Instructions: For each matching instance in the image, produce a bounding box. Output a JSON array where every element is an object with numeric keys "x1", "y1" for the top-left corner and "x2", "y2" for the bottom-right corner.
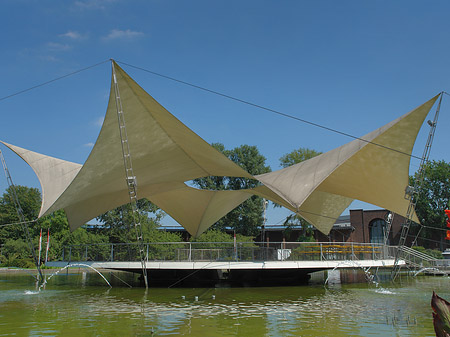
[
  {"x1": 391, "y1": 93, "x2": 443, "y2": 279},
  {"x1": 0, "y1": 149, "x2": 44, "y2": 284},
  {"x1": 111, "y1": 60, "x2": 148, "y2": 288}
]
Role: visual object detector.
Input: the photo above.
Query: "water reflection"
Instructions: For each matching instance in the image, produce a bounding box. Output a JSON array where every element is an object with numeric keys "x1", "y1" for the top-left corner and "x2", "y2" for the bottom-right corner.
[{"x1": 0, "y1": 270, "x2": 447, "y2": 336}]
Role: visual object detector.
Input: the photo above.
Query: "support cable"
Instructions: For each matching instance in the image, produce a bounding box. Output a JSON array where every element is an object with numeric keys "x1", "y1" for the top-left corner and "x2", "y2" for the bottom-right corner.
[
  {"x1": 0, "y1": 60, "x2": 110, "y2": 102},
  {"x1": 111, "y1": 60, "x2": 149, "y2": 288},
  {"x1": 0, "y1": 219, "x2": 37, "y2": 228},
  {"x1": 411, "y1": 226, "x2": 423, "y2": 247},
  {"x1": 407, "y1": 233, "x2": 450, "y2": 246},
  {"x1": 0, "y1": 149, "x2": 44, "y2": 284},
  {"x1": 0, "y1": 59, "x2": 441, "y2": 162},
  {"x1": 391, "y1": 93, "x2": 443, "y2": 280},
  {"x1": 116, "y1": 60, "x2": 436, "y2": 161}
]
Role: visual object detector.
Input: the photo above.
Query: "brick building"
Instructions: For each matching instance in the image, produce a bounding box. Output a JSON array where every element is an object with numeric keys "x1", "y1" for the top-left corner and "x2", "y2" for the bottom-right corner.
[
  {"x1": 259, "y1": 209, "x2": 407, "y2": 245},
  {"x1": 166, "y1": 209, "x2": 446, "y2": 249}
]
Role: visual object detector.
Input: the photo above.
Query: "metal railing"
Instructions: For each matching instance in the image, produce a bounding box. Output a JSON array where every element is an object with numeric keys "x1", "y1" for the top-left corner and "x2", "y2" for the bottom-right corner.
[
  {"x1": 59, "y1": 242, "x2": 393, "y2": 263},
  {"x1": 396, "y1": 245, "x2": 442, "y2": 268}
]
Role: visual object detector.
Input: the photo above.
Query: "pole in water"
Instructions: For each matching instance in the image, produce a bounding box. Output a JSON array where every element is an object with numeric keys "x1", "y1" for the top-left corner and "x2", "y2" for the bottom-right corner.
[
  {"x1": 111, "y1": 60, "x2": 148, "y2": 288},
  {"x1": 45, "y1": 228, "x2": 50, "y2": 263},
  {"x1": 0, "y1": 149, "x2": 44, "y2": 284},
  {"x1": 38, "y1": 228, "x2": 42, "y2": 267}
]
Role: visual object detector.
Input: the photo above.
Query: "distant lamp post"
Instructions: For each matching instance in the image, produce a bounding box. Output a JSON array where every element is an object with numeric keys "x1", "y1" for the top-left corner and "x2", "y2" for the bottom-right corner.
[{"x1": 261, "y1": 199, "x2": 269, "y2": 243}]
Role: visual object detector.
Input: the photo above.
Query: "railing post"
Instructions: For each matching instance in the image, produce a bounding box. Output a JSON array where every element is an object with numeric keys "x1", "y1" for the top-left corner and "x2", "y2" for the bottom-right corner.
[
  {"x1": 189, "y1": 242, "x2": 192, "y2": 262},
  {"x1": 69, "y1": 246, "x2": 72, "y2": 263},
  {"x1": 238, "y1": 243, "x2": 241, "y2": 262},
  {"x1": 320, "y1": 243, "x2": 323, "y2": 261},
  {"x1": 62, "y1": 247, "x2": 65, "y2": 261},
  {"x1": 111, "y1": 244, "x2": 114, "y2": 262},
  {"x1": 85, "y1": 245, "x2": 88, "y2": 261},
  {"x1": 146, "y1": 244, "x2": 149, "y2": 262}
]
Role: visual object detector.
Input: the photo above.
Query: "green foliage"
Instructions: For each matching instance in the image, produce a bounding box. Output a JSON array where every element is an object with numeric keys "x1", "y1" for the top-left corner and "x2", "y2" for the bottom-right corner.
[
  {"x1": 191, "y1": 229, "x2": 258, "y2": 243},
  {"x1": 412, "y1": 246, "x2": 444, "y2": 259},
  {"x1": 411, "y1": 160, "x2": 450, "y2": 247},
  {"x1": 0, "y1": 184, "x2": 170, "y2": 267},
  {"x1": 96, "y1": 199, "x2": 164, "y2": 243},
  {"x1": 279, "y1": 147, "x2": 322, "y2": 168},
  {"x1": 143, "y1": 226, "x2": 182, "y2": 243},
  {"x1": 282, "y1": 214, "x2": 315, "y2": 242},
  {"x1": 190, "y1": 229, "x2": 255, "y2": 250},
  {"x1": 0, "y1": 186, "x2": 41, "y2": 241},
  {"x1": 191, "y1": 229, "x2": 234, "y2": 243},
  {"x1": 0, "y1": 186, "x2": 42, "y2": 267},
  {"x1": 193, "y1": 143, "x2": 271, "y2": 236},
  {"x1": 0, "y1": 239, "x2": 35, "y2": 268}
]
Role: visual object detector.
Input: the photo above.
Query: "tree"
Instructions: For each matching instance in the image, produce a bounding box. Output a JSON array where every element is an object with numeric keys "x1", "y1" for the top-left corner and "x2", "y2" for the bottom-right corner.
[
  {"x1": 279, "y1": 147, "x2": 322, "y2": 168},
  {"x1": 411, "y1": 160, "x2": 450, "y2": 248},
  {"x1": 0, "y1": 184, "x2": 179, "y2": 267},
  {"x1": 278, "y1": 147, "x2": 322, "y2": 241},
  {"x1": 193, "y1": 143, "x2": 271, "y2": 236},
  {"x1": 96, "y1": 199, "x2": 165, "y2": 243},
  {"x1": 0, "y1": 185, "x2": 41, "y2": 241}
]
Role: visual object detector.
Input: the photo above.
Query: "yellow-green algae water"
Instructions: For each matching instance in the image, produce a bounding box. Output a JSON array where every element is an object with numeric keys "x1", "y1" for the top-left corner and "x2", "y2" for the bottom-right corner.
[{"x1": 0, "y1": 269, "x2": 447, "y2": 336}]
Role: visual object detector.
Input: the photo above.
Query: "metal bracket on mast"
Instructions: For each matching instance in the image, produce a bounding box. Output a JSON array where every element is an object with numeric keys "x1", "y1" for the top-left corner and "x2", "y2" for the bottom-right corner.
[
  {"x1": 391, "y1": 93, "x2": 443, "y2": 280},
  {"x1": 0, "y1": 149, "x2": 44, "y2": 284},
  {"x1": 111, "y1": 60, "x2": 148, "y2": 288},
  {"x1": 383, "y1": 212, "x2": 394, "y2": 245}
]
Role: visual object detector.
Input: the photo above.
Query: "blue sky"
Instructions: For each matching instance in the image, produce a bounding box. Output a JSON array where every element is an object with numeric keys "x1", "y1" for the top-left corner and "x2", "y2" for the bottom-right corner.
[{"x1": 1, "y1": 1, "x2": 449, "y2": 226}]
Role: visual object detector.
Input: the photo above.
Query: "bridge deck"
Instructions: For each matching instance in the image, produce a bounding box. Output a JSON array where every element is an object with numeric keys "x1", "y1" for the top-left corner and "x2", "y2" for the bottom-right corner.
[
  {"x1": 46, "y1": 242, "x2": 411, "y2": 286},
  {"x1": 47, "y1": 259, "x2": 403, "y2": 271}
]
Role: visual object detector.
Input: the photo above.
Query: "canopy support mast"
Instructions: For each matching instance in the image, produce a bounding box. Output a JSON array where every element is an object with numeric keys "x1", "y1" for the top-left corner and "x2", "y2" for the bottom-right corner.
[
  {"x1": 0, "y1": 149, "x2": 44, "y2": 284},
  {"x1": 392, "y1": 92, "x2": 443, "y2": 279},
  {"x1": 383, "y1": 212, "x2": 394, "y2": 245},
  {"x1": 111, "y1": 60, "x2": 148, "y2": 288}
]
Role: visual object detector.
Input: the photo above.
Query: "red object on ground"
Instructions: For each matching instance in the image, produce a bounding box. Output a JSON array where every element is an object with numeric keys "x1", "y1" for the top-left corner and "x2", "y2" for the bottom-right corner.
[{"x1": 446, "y1": 230, "x2": 450, "y2": 240}]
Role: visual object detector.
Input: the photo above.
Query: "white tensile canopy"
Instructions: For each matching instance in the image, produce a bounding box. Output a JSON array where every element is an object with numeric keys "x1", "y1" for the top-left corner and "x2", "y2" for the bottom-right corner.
[
  {"x1": 256, "y1": 94, "x2": 439, "y2": 229},
  {"x1": 1, "y1": 61, "x2": 439, "y2": 236},
  {"x1": 0, "y1": 141, "x2": 82, "y2": 219}
]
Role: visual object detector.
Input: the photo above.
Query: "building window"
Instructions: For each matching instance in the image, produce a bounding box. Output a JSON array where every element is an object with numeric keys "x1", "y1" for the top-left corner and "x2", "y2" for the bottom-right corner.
[{"x1": 369, "y1": 218, "x2": 387, "y2": 244}]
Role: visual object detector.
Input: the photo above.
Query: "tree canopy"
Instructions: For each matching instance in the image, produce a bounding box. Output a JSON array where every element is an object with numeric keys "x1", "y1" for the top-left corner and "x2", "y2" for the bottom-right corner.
[
  {"x1": 412, "y1": 160, "x2": 450, "y2": 247},
  {"x1": 193, "y1": 143, "x2": 271, "y2": 236},
  {"x1": 0, "y1": 185, "x2": 180, "y2": 267},
  {"x1": 96, "y1": 199, "x2": 163, "y2": 242},
  {"x1": 0, "y1": 185, "x2": 41, "y2": 241},
  {"x1": 279, "y1": 147, "x2": 322, "y2": 168}
]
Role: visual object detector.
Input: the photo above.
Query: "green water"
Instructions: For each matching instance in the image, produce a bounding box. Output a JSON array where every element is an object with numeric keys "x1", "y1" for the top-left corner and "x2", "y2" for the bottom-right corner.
[{"x1": 0, "y1": 269, "x2": 447, "y2": 336}]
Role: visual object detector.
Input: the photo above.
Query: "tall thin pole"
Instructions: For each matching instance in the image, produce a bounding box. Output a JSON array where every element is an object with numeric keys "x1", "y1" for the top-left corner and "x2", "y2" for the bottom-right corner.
[
  {"x1": 262, "y1": 198, "x2": 267, "y2": 243},
  {"x1": 392, "y1": 92, "x2": 443, "y2": 279},
  {"x1": 45, "y1": 228, "x2": 50, "y2": 263},
  {"x1": 111, "y1": 60, "x2": 148, "y2": 288},
  {"x1": 383, "y1": 212, "x2": 394, "y2": 245},
  {"x1": 38, "y1": 228, "x2": 42, "y2": 266},
  {"x1": 0, "y1": 149, "x2": 44, "y2": 283}
]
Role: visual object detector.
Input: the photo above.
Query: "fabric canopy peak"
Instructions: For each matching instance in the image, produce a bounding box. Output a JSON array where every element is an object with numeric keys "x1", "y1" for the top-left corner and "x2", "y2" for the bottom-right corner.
[{"x1": 1, "y1": 61, "x2": 440, "y2": 237}]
